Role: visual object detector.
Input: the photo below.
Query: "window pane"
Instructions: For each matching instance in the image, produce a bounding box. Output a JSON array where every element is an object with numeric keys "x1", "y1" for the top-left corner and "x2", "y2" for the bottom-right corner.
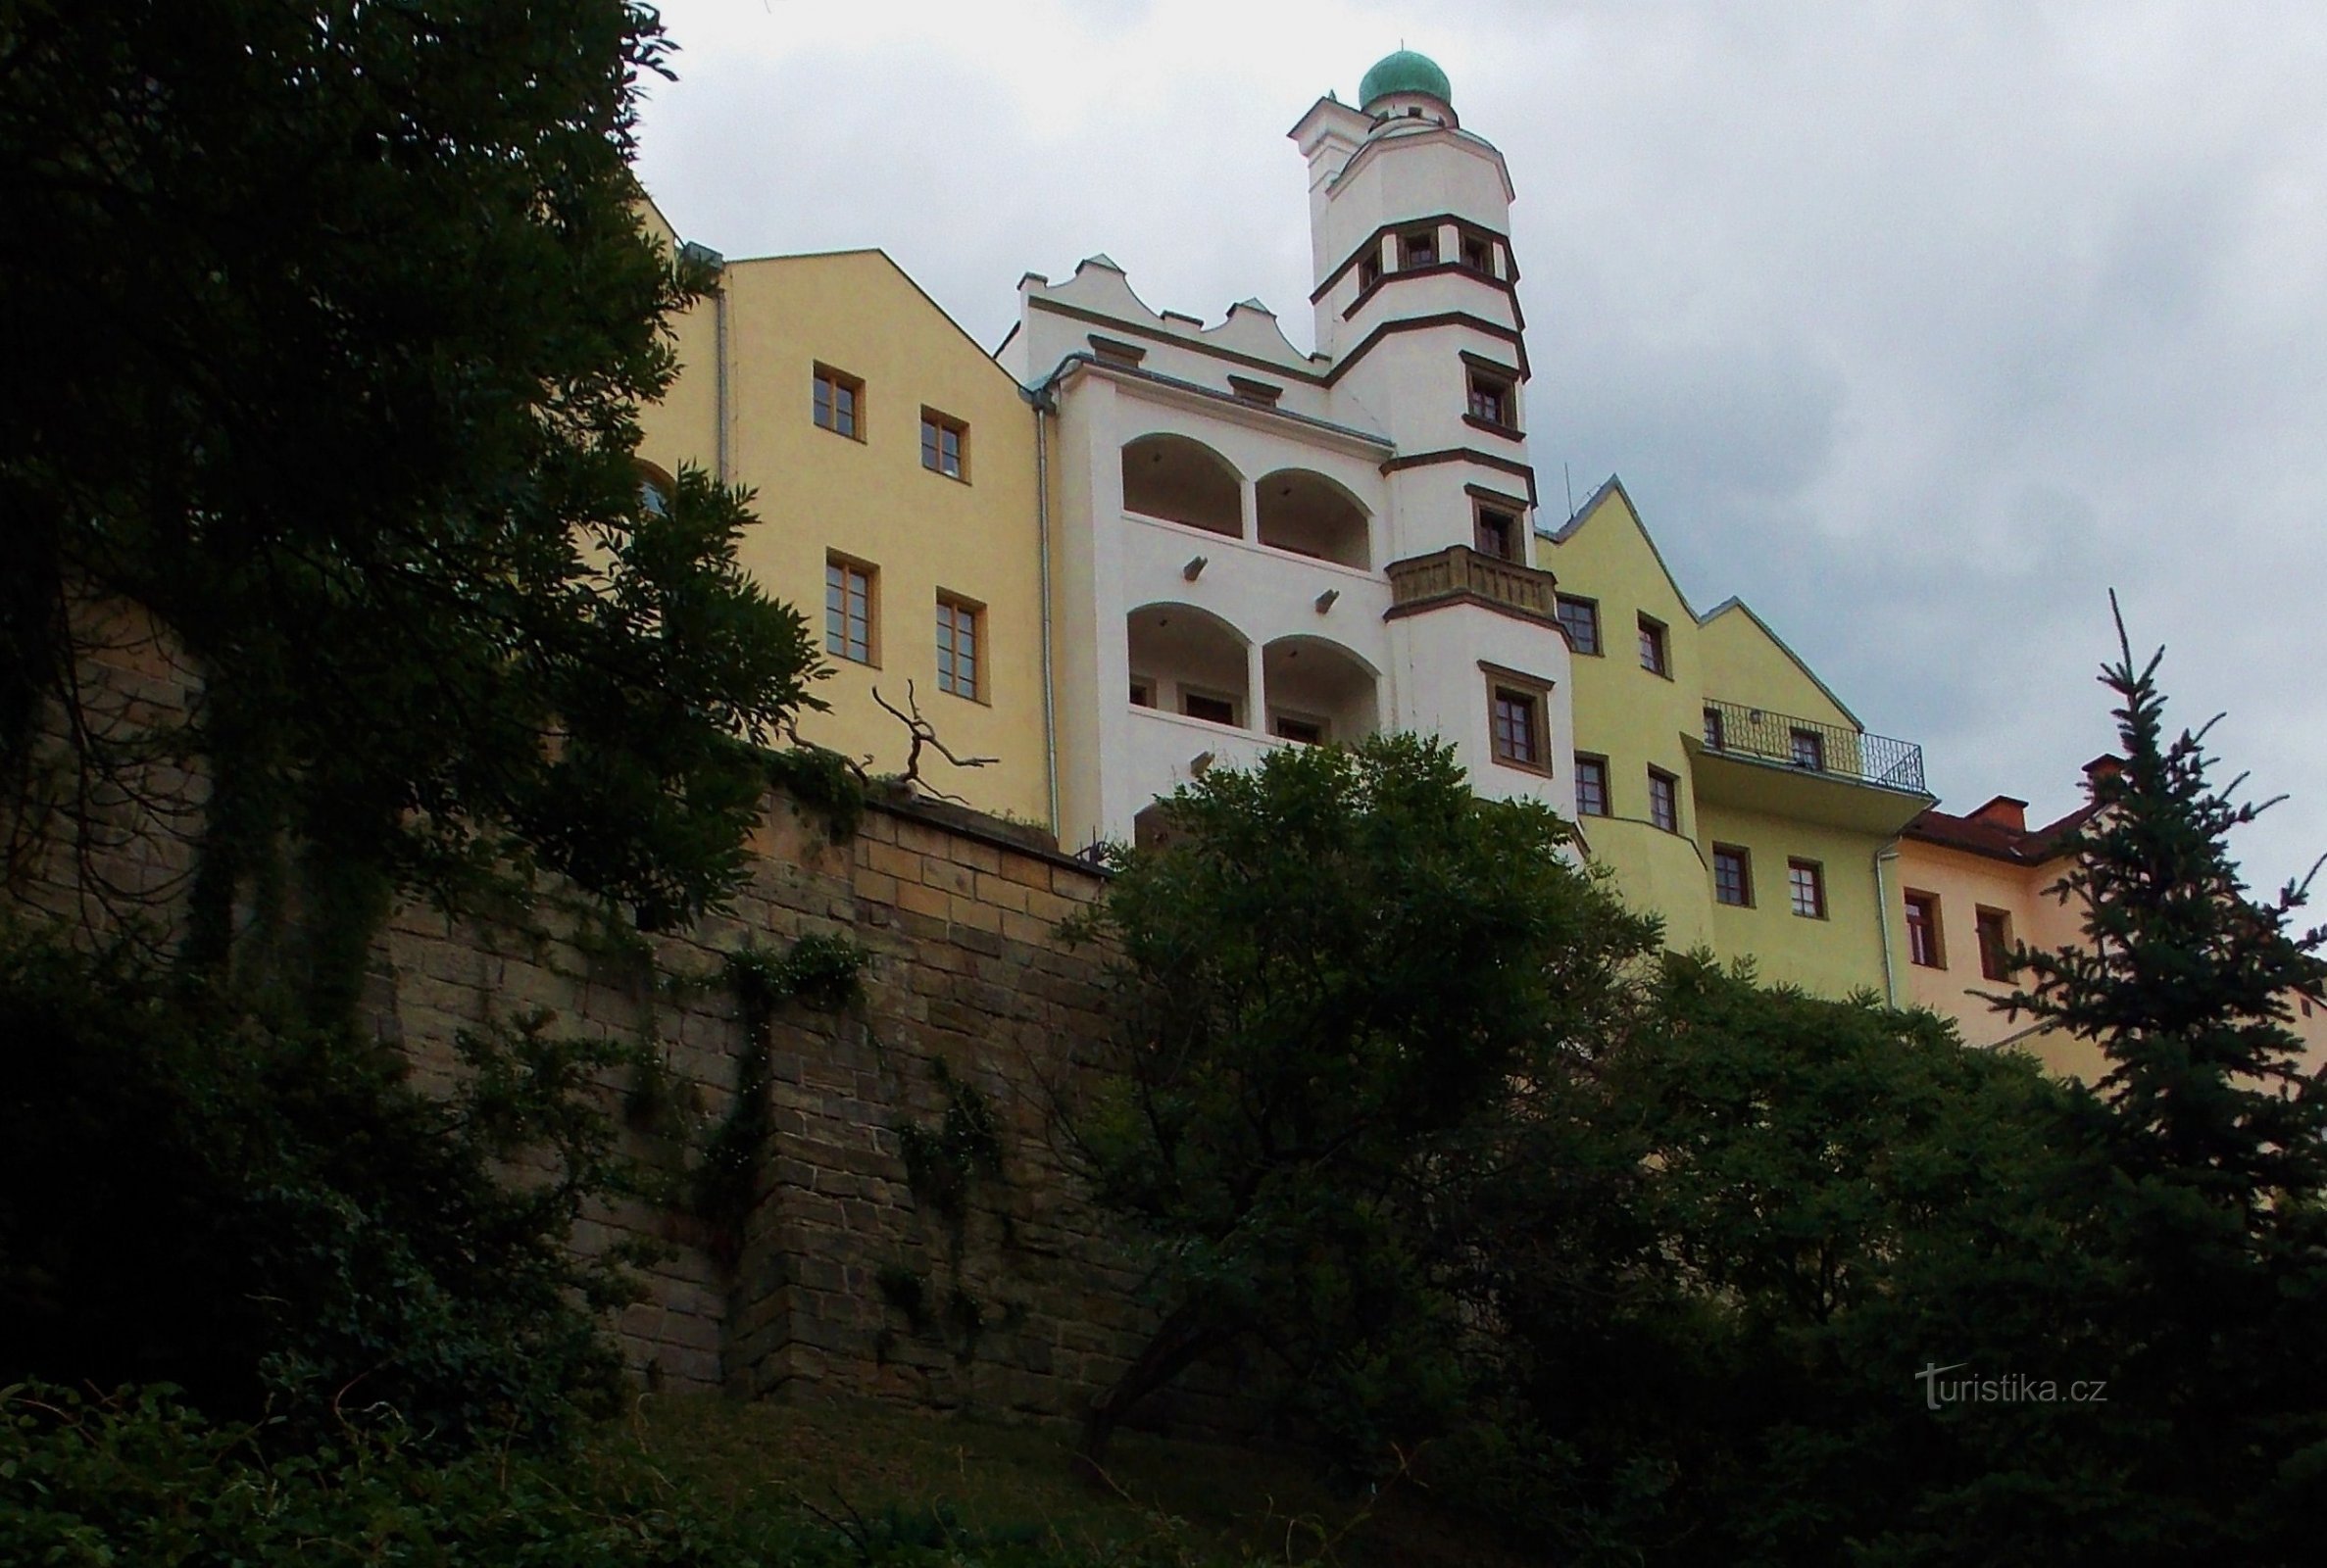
[
  {"x1": 921, "y1": 419, "x2": 939, "y2": 469},
  {"x1": 1714, "y1": 848, "x2": 1750, "y2": 906},
  {"x1": 1638, "y1": 618, "x2": 1666, "y2": 675},
  {"x1": 1791, "y1": 728, "x2": 1825, "y2": 770},
  {"x1": 1493, "y1": 689, "x2": 1537, "y2": 765},
  {"x1": 1648, "y1": 769, "x2": 1677, "y2": 831},
  {"x1": 814, "y1": 376, "x2": 832, "y2": 428},
  {"x1": 834, "y1": 384, "x2": 856, "y2": 437},
  {"x1": 942, "y1": 427, "x2": 962, "y2": 476},
  {"x1": 1558, "y1": 598, "x2": 1600, "y2": 656},
  {"x1": 1575, "y1": 759, "x2": 1608, "y2": 816},
  {"x1": 1789, "y1": 861, "x2": 1824, "y2": 918},
  {"x1": 1906, "y1": 896, "x2": 1942, "y2": 967}
]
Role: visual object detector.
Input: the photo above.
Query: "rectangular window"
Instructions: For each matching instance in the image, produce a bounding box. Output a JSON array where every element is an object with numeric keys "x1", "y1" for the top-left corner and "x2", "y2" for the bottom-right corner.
[
  {"x1": 824, "y1": 556, "x2": 875, "y2": 664},
  {"x1": 1466, "y1": 368, "x2": 1513, "y2": 428},
  {"x1": 1556, "y1": 595, "x2": 1602, "y2": 656},
  {"x1": 1703, "y1": 707, "x2": 1726, "y2": 750},
  {"x1": 1638, "y1": 615, "x2": 1669, "y2": 677},
  {"x1": 1647, "y1": 767, "x2": 1679, "y2": 833},
  {"x1": 1790, "y1": 727, "x2": 1826, "y2": 770},
  {"x1": 1460, "y1": 232, "x2": 1493, "y2": 273},
  {"x1": 1788, "y1": 858, "x2": 1827, "y2": 919},
  {"x1": 1272, "y1": 714, "x2": 1325, "y2": 745},
  {"x1": 1473, "y1": 505, "x2": 1518, "y2": 562},
  {"x1": 812, "y1": 365, "x2": 863, "y2": 439},
  {"x1": 1183, "y1": 691, "x2": 1236, "y2": 726},
  {"x1": 1976, "y1": 907, "x2": 2014, "y2": 982},
  {"x1": 935, "y1": 595, "x2": 980, "y2": 700},
  {"x1": 1491, "y1": 685, "x2": 1546, "y2": 770},
  {"x1": 1128, "y1": 677, "x2": 1155, "y2": 708},
  {"x1": 920, "y1": 409, "x2": 968, "y2": 480},
  {"x1": 1358, "y1": 250, "x2": 1383, "y2": 291},
  {"x1": 1906, "y1": 891, "x2": 1945, "y2": 968},
  {"x1": 1400, "y1": 227, "x2": 1439, "y2": 269},
  {"x1": 1712, "y1": 845, "x2": 1753, "y2": 907},
  {"x1": 1574, "y1": 755, "x2": 1609, "y2": 816}
]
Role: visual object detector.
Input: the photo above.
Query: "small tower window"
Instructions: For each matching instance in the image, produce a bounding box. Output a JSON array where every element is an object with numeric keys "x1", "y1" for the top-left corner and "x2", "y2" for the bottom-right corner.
[
  {"x1": 1399, "y1": 228, "x2": 1439, "y2": 269},
  {"x1": 1358, "y1": 250, "x2": 1383, "y2": 291},
  {"x1": 1460, "y1": 232, "x2": 1493, "y2": 274},
  {"x1": 1472, "y1": 505, "x2": 1518, "y2": 562},
  {"x1": 1466, "y1": 368, "x2": 1515, "y2": 430}
]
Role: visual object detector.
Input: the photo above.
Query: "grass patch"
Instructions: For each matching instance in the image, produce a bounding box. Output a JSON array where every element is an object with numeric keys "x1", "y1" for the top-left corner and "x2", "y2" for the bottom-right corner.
[{"x1": 614, "y1": 1392, "x2": 1537, "y2": 1567}]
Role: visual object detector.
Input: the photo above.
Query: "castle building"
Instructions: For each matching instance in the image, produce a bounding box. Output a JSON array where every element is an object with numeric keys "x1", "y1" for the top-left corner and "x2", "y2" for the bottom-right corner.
[
  {"x1": 635, "y1": 207, "x2": 1053, "y2": 825},
  {"x1": 645, "y1": 52, "x2": 1940, "y2": 1002},
  {"x1": 997, "y1": 50, "x2": 1572, "y2": 847},
  {"x1": 1547, "y1": 477, "x2": 1933, "y2": 998}
]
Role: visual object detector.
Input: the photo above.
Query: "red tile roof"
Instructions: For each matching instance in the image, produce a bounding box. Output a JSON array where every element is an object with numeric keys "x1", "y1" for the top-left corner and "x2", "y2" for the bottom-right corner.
[{"x1": 1903, "y1": 799, "x2": 2100, "y2": 866}]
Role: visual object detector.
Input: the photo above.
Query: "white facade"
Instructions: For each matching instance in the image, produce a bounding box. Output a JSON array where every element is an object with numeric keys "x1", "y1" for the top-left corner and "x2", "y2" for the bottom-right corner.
[{"x1": 1001, "y1": 64, "x2": 1575, "y2": 850}]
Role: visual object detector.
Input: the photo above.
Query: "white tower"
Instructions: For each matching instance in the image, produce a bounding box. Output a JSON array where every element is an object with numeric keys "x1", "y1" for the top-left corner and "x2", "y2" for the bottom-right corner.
[
  {"x1": 1290, "y1": 51, "x2": 1535, "y2": 566},
  {"x1": 1287, "y1": 54, "x2": 1571, "y2": 818}
]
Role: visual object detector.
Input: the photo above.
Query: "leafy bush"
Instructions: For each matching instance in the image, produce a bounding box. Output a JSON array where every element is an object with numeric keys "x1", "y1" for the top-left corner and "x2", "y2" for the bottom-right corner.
[
  {"x1": 0, "y1": 1384, "x2": 1288, "y2": 1567},
  {"x1": 0, "y1": 933, "x2": 646, "y2": 1453}
]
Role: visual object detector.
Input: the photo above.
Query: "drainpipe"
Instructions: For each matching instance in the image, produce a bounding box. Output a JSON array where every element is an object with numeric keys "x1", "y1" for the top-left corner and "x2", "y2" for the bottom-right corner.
[
  {"x1": 1026, "y1": 379, "x2": 1061, "y2": 838},
  {"x1": 1872, "y1": 839, "x2": 1902, "y2": 1005},
  {"x1": 714, "y1": 274, "x2": 731, "y2": 485},
  {"x1": 678, "y1": 241, "x2": 730, "y2": 484}
]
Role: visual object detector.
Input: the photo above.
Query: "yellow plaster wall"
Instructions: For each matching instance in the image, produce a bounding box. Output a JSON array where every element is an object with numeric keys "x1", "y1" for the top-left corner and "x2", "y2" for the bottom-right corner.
[
  {"x1": 1699, "y1": 804, "x2": 1896, "y2": 997},
  {"x1": 639, "y1": 249, "x2": 1050, "y2": 827},
  {"x1": 1546, "y1": 486, "x2": 1898, "y2": 998},
  {"x1": 1546, "y1": 490, "x2": 1702, "y2": 816},
  {"x1": 1697, "y1": 605, "x2": 1854, "y2": 726},
  {"x1": 1581, "y1": 816, "x2": 1713, "y2": 953}
]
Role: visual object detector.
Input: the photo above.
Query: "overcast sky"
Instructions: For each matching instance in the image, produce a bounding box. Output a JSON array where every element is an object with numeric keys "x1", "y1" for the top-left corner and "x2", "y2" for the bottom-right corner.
[{"x1": 634, "y1": 0, "x2": 2327, "y2": 894}]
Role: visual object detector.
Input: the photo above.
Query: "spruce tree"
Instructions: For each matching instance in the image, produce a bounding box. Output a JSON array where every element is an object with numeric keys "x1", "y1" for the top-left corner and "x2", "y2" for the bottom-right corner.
[
  {"x1": 2008, "y1": 599, "x2": 2327, "y2": 1207},
  {"x1": 2005, "y1": 598, "x2": 2327, "y2": 1559}
]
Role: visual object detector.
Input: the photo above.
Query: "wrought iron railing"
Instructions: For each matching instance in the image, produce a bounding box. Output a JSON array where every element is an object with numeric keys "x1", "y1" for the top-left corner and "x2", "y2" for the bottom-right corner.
[
  {"x1": 1699, "y1": 699, "x2": 1926, "y2": 795},
  {"x1": 1385, "y1": 545, "x2": 1560, "y2": 621}
]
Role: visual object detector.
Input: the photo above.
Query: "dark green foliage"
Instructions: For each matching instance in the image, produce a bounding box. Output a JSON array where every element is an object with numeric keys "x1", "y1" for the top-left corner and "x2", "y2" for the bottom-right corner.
[
  {"x1": 767, "y1": 741, "x2": 872, "y2": 842},
  {"x1": 897, "y1": 1057, "x2": 1008, "y2": 1230},
  {"x1": 1069, "y1": 734, "x2": 1658, "y2": 1462},
  {"x1": 878, "y1": 1262, "x2": 932, "y2": 1332},
  {"x1": 1462, "y1": 956, "x2": 2105, "y2": 1565},
  {"x1": 1, "y1": 0, "x2": 820, "y2": 957},
  {"x1": 725, "y1": 931, "x2": 873, "y2": 1015},
  {"x1": 0, "y1": 1384, "x2": 1204, "y2": 1567},
  {"x1": 0, "y1": 933, "x2": 645, "y2": 1453},
  {"x1": 692, "y1": 1033, "x2": 773, "y2": 1272},
  {"x1": 1438, "y1": 618, "x2": 2327, "y2": 1564},
  {"x1": 1987, "y1": 612, "x2": 2327, "y2": 1561},
  {"x1": 694, "y1": 935, "x2": 870, "y2": 1264}
]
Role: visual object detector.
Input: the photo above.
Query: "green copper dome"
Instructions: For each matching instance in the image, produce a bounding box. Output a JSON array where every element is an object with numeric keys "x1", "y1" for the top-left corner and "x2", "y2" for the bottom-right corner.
[{"x1": 1359, "y1": 49, "x2": 1452, "y2": 109}]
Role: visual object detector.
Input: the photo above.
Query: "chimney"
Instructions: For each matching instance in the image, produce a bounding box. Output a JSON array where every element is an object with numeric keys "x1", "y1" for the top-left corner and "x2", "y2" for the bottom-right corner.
[{"x1": 1969, "y1": 795, "x2": 2029, "y2": 833}]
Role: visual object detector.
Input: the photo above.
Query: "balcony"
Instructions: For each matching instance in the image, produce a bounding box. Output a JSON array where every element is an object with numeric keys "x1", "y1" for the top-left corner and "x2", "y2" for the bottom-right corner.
[
  {"x1": 1689, "y1": 700, "x2": 1932, "y2": 834},
  {"x1": 1384, "y1": 544, "x2": 1560, "y2": 627}
]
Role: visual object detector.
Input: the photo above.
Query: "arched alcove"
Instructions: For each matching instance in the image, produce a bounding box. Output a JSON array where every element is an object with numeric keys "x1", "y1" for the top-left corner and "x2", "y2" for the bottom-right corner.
[
  {"x1": 1126, "y1": 602, "x2": 1251, "y2": 728},
  {"x1": 1122, "y1": 434, "x2": 1242, "y2": 538},
  {"x1": 1254, "y1": 468, "x2": 1369, "y2": 567},
  {"x1": 1261, "y1": 635, "x2": 1379, "y2": 745}
]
